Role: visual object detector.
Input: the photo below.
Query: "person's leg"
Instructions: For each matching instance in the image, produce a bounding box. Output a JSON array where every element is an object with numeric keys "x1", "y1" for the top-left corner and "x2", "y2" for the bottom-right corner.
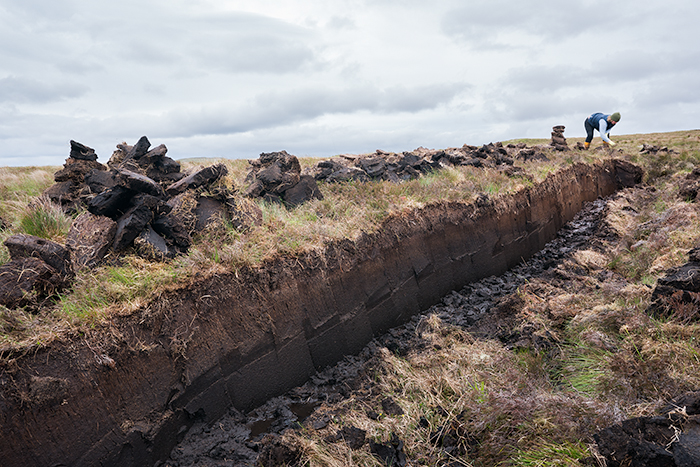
[
  {"x1": 584, "y1": 119, "x2": 594, "y2": 149},
  {"x1": 584, "y1": 119, "x2": 595, "y2": 143}
]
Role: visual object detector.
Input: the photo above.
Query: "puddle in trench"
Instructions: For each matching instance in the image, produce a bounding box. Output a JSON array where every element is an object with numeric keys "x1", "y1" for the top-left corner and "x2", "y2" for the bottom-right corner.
[
  {"x1": 247, "y1": 401, "x2": 320, "y2": 440},
  {"x1": 290, "y1": 401, "x2": 319, "y2": 421}
]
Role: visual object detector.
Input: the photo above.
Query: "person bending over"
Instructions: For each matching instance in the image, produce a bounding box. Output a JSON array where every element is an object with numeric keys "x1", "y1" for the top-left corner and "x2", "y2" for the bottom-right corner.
[{"x1": 584, "y1": 112, "x2": 620, "y2": 149}]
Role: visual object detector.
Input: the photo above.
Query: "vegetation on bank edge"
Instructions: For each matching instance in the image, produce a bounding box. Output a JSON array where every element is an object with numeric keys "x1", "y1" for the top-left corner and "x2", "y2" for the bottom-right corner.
[
  {"x1": 0, "y1": 131, "x2": 698, "y2": 346},
  {"x1": 288, "y1": 164, "x2": 700, "y2": 466},
  {"x1": 1, "y1": 130, "x2": 700, "y2": 465},
  {"x1": 284, "y1": 130, "x2": 700, "y2": 466}
]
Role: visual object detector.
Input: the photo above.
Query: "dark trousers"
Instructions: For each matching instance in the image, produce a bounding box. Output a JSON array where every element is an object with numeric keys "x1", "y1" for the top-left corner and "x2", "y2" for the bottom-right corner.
[{"x1": 584, "y1": 119, "x2": 596, "y2": 143}]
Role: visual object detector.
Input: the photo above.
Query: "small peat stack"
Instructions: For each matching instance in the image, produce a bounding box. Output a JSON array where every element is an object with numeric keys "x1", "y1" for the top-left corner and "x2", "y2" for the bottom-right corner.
[
  {"x1": 244, "y1": 150, "x2": 324, "y2": 207},
  {"x1": 594, "y1": 392, "x2": 700, "y2": 467},
  {"x1": 647, "y1": 246, "x2": 700, "y2": 321},
  {"x1": 550, "y1": 125, "x2": 568, "y2": 151},
  {"x1": 39, "y1": 136, "x2": 244, "y2": 268},
  {"x1": 43, "y1": 140, "x2": 108, "y2": 213}
]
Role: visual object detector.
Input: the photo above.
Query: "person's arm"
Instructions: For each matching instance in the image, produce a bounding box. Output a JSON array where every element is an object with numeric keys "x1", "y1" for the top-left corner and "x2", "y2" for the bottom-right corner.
[{"x1": 598, "y1": 119, "x2": 612, "y2": 143}]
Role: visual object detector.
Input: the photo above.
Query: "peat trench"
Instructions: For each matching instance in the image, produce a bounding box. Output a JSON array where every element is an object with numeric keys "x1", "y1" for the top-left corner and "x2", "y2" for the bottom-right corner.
[
  {"x1": 166, "y1": 196, "x2": 611, "y2": 466},
  {"x1": 1, "y1": 160, "x2": 646, "y2": 467}
]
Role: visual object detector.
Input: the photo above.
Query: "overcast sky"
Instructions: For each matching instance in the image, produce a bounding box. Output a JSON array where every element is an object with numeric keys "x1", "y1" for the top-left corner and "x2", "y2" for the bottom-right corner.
[{"x1": 1, "y1": 0, "x2": 698, "y2": 166}]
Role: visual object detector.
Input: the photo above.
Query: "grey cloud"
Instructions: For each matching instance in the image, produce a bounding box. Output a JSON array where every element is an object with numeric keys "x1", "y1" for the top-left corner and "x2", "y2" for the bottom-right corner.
[
  {"x1": 55, "y1": 58, "x2": 105, "y2": 75},
  {"x1": 0, "y1": 6, "x2": 320, "y2": 77},
  {"x1": 1, "y1": 0, "x2": 79, "y2": 22},
  {"x1": 632, "y1": 73, "x2": 700, "y2": 109},
  {"x1": 91, "y1": 11, "x2": 320, "y2": 74},
  {"x1": 184, "y1": 14, "x2": 319, "y2": 73},
  {"x1": 441, "y1": 0, "x2": 644, "y2": 47},
  {"x1": 498, "y1": 65, "x2": 588, "y2": 93},
  {"x1": 378, "y1": 84, "x2": 468, "y2": 112},
  {"x1": 594, "y1": 48, "x2": 700, "y2": 83},
  {"x1": 163, "y1": 82, "x2": 467, "y2": 137},
  {"x1": 326, "y1": 16, "x2": 356, "y2": 30},
  {"x1": 0, "y1": 76, "x2": 88, "y2": 104}
]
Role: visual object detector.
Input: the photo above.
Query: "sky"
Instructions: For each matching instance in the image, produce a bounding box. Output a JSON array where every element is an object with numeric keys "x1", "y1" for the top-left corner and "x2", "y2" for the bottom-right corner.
[{"x1": 1, "y1": 0, "x2": 698, "y2": 166}]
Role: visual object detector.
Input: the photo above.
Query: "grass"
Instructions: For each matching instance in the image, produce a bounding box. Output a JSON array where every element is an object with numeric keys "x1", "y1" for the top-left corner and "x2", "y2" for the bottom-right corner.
[
  {"x1": 272, "y1": 130, "x2": 700, "y2": 466},
  {"x1": 58, "y1": 257, "x2": 180, "y2": 320},
  {"x1": 18, "y1": 195, "x2": 74, "y2": 242},
  {"x1": 512, "y1": 440, "x2": 589, "y2": 467},
  {"x1": 2, "y1": 130, "x2": 700, "y2": 464}
]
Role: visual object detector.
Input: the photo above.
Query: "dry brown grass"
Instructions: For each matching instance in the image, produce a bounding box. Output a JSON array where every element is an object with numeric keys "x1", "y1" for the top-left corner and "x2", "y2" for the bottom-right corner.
[
  {"x1": 2, "y1": 132, "x2": 699, "y2": 350},
  {"x1": 282, "y1": 130, "x2": 700, "y2": 466},
  {"x1": 2, "y1": 132, "x2": 700, "y2": 465}
]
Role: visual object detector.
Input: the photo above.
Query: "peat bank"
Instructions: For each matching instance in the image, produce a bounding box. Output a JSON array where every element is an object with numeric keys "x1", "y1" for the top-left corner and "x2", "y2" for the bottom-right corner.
[{"x1": 0, "y1": 159, "x2": 640, "y2": 466}]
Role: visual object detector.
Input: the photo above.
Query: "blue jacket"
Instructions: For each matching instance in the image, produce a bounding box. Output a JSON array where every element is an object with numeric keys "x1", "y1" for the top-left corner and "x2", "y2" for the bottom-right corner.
[
  {"x1": 586, "y1": 113, "x2": 614, "y2": 128},
  {"x1": 586, "y1": 113, "x2": 616, "y2": 142}
]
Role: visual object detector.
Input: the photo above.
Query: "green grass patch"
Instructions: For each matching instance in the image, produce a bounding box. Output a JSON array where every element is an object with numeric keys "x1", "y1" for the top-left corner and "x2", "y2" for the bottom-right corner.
[
  {"x1": 512, "y1": 440, "x2": 589, "y2": 467},
  {"x1": 19, "y1": 196, "x2": 73, "y2": 241}
]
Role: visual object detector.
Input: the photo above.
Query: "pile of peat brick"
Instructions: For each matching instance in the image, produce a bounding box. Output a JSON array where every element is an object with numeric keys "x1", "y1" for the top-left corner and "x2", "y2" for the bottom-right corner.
[
  {"x1": 0, "y1": 133, "x2": 567, "y2": 311},
  {"x1": 0, "y1": 137, "x2": 258, "y2": 310},
  {"x1": 550, "y1": 125, "x2": 569, "y2": 151},
  {"x1": 243, "y1": 150, "x2": 324, "y2": 206},
  {"x1": 306, "y1": 141, "x2": 552, "y2": 184}
]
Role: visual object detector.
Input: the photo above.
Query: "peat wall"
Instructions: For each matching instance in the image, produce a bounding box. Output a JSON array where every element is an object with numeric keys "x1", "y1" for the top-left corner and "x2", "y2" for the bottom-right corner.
[{"x1": 0, "y1": 160, "x2": 640, "y2": 466}]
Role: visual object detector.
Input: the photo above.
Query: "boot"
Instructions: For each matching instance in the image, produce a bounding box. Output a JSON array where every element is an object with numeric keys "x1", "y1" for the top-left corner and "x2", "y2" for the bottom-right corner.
[{"x1": 584, "y1": 142, "x2": 590, "y2": 150}]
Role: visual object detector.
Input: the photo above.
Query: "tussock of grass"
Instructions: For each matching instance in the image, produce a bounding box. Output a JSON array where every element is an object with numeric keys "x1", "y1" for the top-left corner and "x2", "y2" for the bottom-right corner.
[
  {"x1": 19, "y1": 195, "x2": 73, "y2": 243},
  {"x1": 512, "y1": 440, "x2": 589, "y2": 467}
]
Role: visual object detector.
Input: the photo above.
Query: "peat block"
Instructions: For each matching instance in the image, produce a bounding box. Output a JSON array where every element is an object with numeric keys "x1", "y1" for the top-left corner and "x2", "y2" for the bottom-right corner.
[
  {"x1": 166, "y1": 164, "x2": 228, "y2": 196},
  {"x1": 84, "y1": 168, "x2": 118, "y2": 193},
  {"x1": 595, "y1": 413, "x2": 700, "y2": 467},
  {"x1": 116, "y1": 169, "x2": 165, "y2": 197},
  {"x1": 134, "y1": 225, "x2": 172, "y2": 260},
  {"x1": 4, "y1": 234, "x2": 72, "y2": 277},
  {"x1": 0, "y1": 257, "x2": 68, "y2": 309},
  {"x1": 88, "y1": 185, "x2": 134, "y2": 218},
  {"x1": 113, "y1": 203, "x2": 154, "y2": 251},
  {"x1": 69, "y1": 140, "x2": 98, "y2": 161},
  {"x1": 283, "y1": 175, "x2": 324, "y2": 207},
  {"x1": 66, "y1": 212, "x2": 117, "y2": 269},
  {"x1": 151, "y1": 214, "x2": 192, "y2": 251}
]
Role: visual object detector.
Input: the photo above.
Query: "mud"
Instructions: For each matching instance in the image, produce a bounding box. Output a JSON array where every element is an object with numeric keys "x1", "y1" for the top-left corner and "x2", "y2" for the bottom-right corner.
[
  {"x1": 0, "y1": 160, "x2": 639, "y2": 467},
  {"x1": 165, "y1": 190, "x2": 616, "y2": 467}
]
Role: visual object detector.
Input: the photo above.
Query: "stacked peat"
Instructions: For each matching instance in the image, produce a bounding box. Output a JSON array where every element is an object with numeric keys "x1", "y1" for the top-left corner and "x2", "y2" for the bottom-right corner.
[
  {"x1": 550, "y1": 125, "x2": 568, "y2": 151},
  {"x1": 639, "y1": 143, "x2": 678, "y2": 155},
  {"x1": 679, "y1": 167, "x2": 700, "y2": 201},
  {"x1": 308, "y1": 142, "x2": 551, "y2": 184},
  {"x1": 594, "y1": 393, "x2": 700, "y2": 466},
  {"x1": 41, "y1": 137, "x2": 252, "y2": 267},
  {"x1": 244, "y1": 150, "x2": 324, "y2": 207},
  {"x1": 43, "y1": 140, "x2": 108, "y2": 213},
  {"x1": 647, "y1": 246, "x2": 700, "y2": 321},
  {"x1": 1, "y1": 137, "x2": 262, "y2": 310}
]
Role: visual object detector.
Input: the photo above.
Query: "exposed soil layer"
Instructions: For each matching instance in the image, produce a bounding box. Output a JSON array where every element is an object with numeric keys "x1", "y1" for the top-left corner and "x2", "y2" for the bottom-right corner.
[
  {"x1": 0, "y1": 160, "x2": 639, "y2": 467},
  {"x1": 166, "y1": 192, "x2": 614, "y2": 466}
]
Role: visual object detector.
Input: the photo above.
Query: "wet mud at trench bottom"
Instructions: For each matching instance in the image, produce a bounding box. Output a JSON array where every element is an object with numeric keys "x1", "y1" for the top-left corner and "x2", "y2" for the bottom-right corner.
[{"x1": 165, "y1": 196, "x2": 612, "y2": 467}]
